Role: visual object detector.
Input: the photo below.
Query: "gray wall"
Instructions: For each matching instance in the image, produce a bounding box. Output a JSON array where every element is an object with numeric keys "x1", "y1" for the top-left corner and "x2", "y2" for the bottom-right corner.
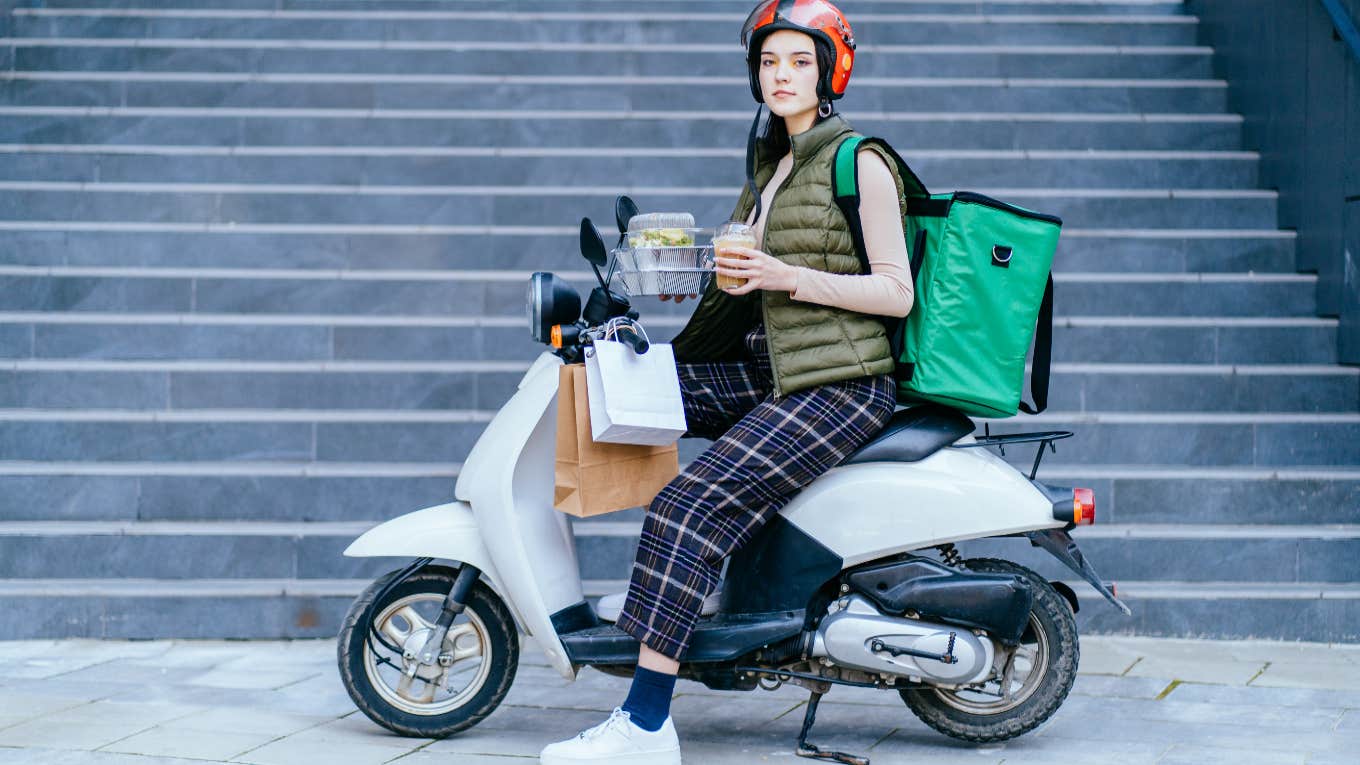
[{"x1": 1189, "y1": 0, "x2": 1360, "y2": 363}]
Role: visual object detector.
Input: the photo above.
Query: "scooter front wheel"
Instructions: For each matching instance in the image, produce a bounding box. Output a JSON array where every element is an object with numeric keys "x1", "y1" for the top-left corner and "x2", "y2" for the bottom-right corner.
[
  {"x1": 899, "y1": 558, "x2": 1079, "y2": 743},
  {"x1": 337, "y1": 565, "x2": 519, "y2": 738}
]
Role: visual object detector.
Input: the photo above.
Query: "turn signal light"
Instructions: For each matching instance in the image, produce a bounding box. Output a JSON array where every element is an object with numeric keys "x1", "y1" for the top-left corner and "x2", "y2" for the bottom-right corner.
[
  {"x1": 1073, "y1": 487, "x2": 1096, "y2": 525},
  {"x1": 550, "y1": 325, "x2": 563, "y2": 349}
]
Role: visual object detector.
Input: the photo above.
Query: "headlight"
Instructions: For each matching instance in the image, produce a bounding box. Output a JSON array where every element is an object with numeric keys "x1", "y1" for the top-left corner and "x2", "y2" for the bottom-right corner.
[{"x1": 527, "y1": 272, "x2": 581, "y2": 344}]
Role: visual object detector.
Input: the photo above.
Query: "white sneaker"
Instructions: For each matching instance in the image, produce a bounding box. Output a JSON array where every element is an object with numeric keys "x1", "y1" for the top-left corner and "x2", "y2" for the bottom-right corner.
[
  {"x1": 596, "y1": 588, "x2": 721, "y2": 623},
  {"x1": 539, "y1": 707, "x2": 681, "y2": 765}
]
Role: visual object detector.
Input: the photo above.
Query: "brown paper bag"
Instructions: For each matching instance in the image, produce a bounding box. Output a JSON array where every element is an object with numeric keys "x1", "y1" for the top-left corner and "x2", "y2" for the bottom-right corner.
[{"x1": 554, "y1": 364, "x2": 679, "y2": 517}]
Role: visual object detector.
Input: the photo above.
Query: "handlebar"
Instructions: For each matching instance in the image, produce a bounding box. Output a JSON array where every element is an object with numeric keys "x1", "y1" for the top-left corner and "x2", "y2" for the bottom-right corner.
[{"x1": 613, "y1": 323, "x2": 650, "y2": 355}]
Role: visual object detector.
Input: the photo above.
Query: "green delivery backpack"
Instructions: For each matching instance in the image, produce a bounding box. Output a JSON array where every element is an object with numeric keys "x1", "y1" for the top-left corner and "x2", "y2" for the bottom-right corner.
[{"x1": 833, "y1": 135, "x2": 1061, "y2": 418}]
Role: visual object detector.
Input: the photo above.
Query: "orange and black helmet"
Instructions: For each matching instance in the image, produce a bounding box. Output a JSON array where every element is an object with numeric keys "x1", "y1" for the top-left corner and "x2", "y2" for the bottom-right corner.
[{"x1": 741, "y1": 0, "x2": 856, "y2": 103}]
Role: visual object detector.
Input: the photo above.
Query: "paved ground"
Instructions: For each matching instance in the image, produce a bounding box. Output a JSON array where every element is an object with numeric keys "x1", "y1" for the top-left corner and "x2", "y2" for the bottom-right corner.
[{"x1": 0, "y1": 636, "x2": 1358, "y2": 764}]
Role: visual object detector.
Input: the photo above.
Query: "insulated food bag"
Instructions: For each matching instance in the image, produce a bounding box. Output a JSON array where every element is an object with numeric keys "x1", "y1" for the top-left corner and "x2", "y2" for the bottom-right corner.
[{"x1": 833, "y1": 136, "x2": 1061, "y2": 418}]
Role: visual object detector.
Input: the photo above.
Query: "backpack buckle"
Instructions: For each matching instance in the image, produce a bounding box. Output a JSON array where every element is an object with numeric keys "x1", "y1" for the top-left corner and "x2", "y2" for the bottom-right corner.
[{"x1": 991, "y1": 245, "x2": 1012, "y2": 268}]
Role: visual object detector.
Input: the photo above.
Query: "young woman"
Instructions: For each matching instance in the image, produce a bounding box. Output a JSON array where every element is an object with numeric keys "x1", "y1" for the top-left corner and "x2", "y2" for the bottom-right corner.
[{"x1": 541, "y1": 2, "x2": 914, "y2": 762}]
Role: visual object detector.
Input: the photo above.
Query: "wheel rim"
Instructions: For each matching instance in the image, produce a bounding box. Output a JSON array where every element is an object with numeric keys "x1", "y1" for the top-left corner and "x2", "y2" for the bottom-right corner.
[
  {"x1": 361, "y1": 592, "x2": 493, "y2": 716},
  {"x1": 931, "y1": 613, "x2": 1050, "y2": 715}
]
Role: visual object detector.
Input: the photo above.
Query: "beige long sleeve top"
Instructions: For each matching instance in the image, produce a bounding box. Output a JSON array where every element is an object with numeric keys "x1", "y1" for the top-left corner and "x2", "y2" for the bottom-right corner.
[{"x1": 744, "y1": 149, "x2": 915, "y2": 318}]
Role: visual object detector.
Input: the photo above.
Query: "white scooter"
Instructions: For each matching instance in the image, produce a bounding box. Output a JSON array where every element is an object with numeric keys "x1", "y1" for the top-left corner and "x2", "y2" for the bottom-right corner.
[{"x1": 336, "y1": 201, "x2": 1128, "y2": 765}]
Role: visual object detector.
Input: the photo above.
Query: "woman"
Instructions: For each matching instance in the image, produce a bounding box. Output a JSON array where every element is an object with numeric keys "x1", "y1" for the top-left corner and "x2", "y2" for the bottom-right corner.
[{"x1": 541, "y1": 2, "x2": 913, "y2": 762}]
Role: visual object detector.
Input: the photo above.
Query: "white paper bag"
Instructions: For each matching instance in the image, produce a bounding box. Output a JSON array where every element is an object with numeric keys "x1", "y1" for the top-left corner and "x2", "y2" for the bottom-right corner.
[{"x1": 584, "y1": 339, "x2": 687, "y2": 446}]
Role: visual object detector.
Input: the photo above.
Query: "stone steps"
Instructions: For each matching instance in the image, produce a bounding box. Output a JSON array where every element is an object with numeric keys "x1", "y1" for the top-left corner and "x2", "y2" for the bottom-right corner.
[
  {"x1": 0, "y1": 229, "x2": 1299, "y2": 273},
  {"x1": 0, "y1": 520, "x2": 1354, "y2": 584},
  {"x1": 0, "y1": 362, "x2": 1353, "y2": 411},
  {"x1": 1, "y1": 463, "x2": 1354, "y2": 525},
  {"x1": 0, "y1": 146, "x2": 1259, "y2": 189},
  {"x1": 0, "y1": 313, "x2": 1338, "y2": 364},
  {"x1": 0, "y1": 110, "x2": 1245, "y2": 150},
  {"x1": 1, "y1": 0, "x2": 1354, "y2": 641},
  {"x1": 0, "y1": 270, "x2": 1315, "y2": 317},
  {"x1": 0, "y1": 578, "x2": 1355, "y2": 642},
  {"x1": 0, "y1": 413, "x2": 1356, "y2": 465}
]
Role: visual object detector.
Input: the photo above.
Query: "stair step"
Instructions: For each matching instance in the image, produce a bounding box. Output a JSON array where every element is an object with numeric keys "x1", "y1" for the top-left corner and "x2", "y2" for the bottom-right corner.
[
  {"x1": 0, "y1": 521, "x2": 1351, "y2": 583},
  {"x1": 0, "y1": 578, "x2": 1354, "y2": 641},
  {"x1": 0, "y1": 109, "x2": 1243, "y2": 150},
  {"x1": 0, "y1": 412, "x2": 1355, "y2": 465},
  {"x1": 0, "y1": 145, "x2": 1258, "y2": 189},
  {"x1": 7, "y1": 12, "x2": 1202, "y2": 46},
  {"x1": 0, "y1": 229, "x2": 1299, "y2": 273},
  {"x1": 0, "y1": 75, "x2": 1230, "y2": 115},
  {"x1": 0, "y1": 313, "x2": 1337, "y2": 365},
  {"x1": 13, "y1": 1, "x2": 1194, "y2": 17},
  {"x1": 0, "y1": 271, "x2": 1315, "y2": 317},
  {"x1": 2, "y1": 463, "x2": 1354, "y2": 525},
  {"x1": 0, "y1": 360, "x2": 1351, "y2": 411}
]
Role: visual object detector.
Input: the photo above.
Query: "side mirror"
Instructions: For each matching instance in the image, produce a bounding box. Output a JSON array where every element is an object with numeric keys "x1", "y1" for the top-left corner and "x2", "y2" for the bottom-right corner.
[{"x1": 579, "y1": 217, "x2": 608, "y2": 270}]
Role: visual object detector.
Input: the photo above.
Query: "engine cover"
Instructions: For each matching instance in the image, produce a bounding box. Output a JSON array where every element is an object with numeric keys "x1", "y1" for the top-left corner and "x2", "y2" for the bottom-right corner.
[{"x1": 812, "y1": 595, "x2": 994, "y2": 685}]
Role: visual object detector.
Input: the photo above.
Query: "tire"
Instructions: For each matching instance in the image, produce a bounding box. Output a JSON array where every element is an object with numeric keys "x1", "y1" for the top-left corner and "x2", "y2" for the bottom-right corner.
[
  {"x1": 899, "y1": 558, "x2": 1079, "y2": 743},
  {"x1": 337, "y1": 565, "x2": 519, "y2": 738}
]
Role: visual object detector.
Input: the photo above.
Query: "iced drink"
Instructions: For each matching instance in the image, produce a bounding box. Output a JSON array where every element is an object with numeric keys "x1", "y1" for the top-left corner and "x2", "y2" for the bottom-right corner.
[{"x1": 713, "y1": 222, "x2": 757, "y2": 291}]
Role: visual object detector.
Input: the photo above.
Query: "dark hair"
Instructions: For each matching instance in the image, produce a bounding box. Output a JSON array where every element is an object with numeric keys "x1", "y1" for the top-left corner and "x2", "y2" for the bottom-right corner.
[{"x1": 747, "y1": 35, "x2": 837, "y2": 161}]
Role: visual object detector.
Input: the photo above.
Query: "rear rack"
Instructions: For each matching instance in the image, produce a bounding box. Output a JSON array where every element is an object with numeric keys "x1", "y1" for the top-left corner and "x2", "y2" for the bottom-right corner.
[{"x1": 952, "y1": 424, "x2": 1074, "y2": 480}]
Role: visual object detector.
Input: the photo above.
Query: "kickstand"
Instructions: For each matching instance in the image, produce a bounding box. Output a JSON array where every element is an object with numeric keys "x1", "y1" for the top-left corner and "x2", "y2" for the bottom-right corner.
[{"x1": 794, "y1": 691, "x2": 869, "y2": 765}]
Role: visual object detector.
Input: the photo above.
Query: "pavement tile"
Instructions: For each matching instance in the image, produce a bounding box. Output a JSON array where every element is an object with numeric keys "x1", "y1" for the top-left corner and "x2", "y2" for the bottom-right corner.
[
  {"x1": 98, "y1": 727, "x2": 277, "y2": 761},
  {"x1": 0, "y1": 750, "x2": 210, "y2": 764},
  {"x1": 1158, "y1": 742, "x2": 1309, "y2": 764},
  {"x1": 1061, "y1": 694, "x2": 1345, "y2": 732},
  {"x1": 285, "y1": 713, "x2": 433, "y2": 750},
  {"x1": 1337, "y1": 710, "x2": 1360, "y2": 731},
  {"x1": 233, "y1": 736, "x2": 424, "y2": 765},
  {"x1": 186, "y1": 664, "x2": 324, "y2": 691},
  {"x1": 1252, "y1": 661, "x2": 1360, "y2": 690},
  {"x1": 1077, "y1": 637, "x2": 1144, "y2": 675},
  {"x1": 1170, "y1": 683, "x2": 1360, "y2": 710},
  {"x1": 21, "y1": 699, "x2": 206, "y2": 728},
  {"x1": 0, "y1": 719, "x2": 154, "y2": 751},
  {"x1": 156, "y1": 707, "x2": 334, "y2": 737},
  {"x1": 1068, "y1": 674, "x2": 1170, "y2": 700},
  {"x1": 1124, "y1": 655, "x2": 1267, "y2": 685}
]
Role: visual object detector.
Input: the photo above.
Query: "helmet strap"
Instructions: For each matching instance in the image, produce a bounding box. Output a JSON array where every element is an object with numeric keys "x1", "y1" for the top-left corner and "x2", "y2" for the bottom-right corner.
[{"x1": 744, "y1": 104, "x2": 765, "y2": 228}]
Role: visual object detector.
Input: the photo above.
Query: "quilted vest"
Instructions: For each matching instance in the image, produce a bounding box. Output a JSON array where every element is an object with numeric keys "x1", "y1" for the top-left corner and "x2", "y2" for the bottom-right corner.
[{"x1": 670, "y1": 114, "x2": 904, "y2": 397}]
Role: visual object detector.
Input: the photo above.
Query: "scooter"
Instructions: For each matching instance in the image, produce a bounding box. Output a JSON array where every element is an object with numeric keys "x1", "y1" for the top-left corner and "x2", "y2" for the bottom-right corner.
[{"x1": 336, "y1": 196, "x2": 1129, "y2": 765}]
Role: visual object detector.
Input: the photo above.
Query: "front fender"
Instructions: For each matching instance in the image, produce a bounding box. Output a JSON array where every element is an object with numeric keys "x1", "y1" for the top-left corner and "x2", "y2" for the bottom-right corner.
[{"x1": 344, "y1": 502, "x2": 506, "y2": 595}]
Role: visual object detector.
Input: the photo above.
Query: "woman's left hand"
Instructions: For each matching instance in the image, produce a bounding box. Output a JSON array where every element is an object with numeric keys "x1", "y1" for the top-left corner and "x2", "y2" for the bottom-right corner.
[{"x1": 715, "y1": 246, "x2": 799, "y2": 295}]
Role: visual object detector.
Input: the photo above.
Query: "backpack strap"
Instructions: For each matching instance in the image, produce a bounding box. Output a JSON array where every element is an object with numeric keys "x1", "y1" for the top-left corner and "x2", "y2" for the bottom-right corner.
[
  {"x1": 1018, "y1": 275, "x2": 1053, "y2": 415},
  {"x1": 833, "y1": 135, "x2": 931, "y2": 283}
]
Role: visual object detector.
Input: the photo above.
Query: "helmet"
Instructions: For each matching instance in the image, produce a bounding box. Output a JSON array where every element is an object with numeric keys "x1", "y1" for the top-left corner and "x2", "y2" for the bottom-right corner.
[{"x1": 740, "y1": 0, "x2": 856, "y2": 103}]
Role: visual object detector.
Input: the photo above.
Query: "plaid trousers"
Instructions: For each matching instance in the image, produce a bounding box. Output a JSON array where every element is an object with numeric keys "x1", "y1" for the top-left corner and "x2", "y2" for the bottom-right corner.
[{"x1": 614, "y1": 325, "x2": 896, "y2": 661}]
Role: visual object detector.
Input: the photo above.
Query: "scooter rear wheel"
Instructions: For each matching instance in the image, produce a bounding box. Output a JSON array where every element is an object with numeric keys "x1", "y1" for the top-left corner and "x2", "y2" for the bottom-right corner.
[
  {"x1": 898, "y1": 558, "x2": 1078, "y2": 743},
  {"x1": 337, "y1": 565, "x2": 519, "y2": 738}
]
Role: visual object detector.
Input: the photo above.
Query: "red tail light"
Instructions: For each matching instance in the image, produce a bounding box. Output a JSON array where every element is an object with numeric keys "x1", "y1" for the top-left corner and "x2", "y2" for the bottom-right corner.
[{"x1": 1073, "y1": 488, "x2": 1096, "y2": 525}]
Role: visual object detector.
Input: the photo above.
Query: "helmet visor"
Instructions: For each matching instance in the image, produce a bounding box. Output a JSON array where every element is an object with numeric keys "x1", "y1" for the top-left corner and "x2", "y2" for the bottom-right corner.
[{"x1": 740, "y1": 0, "x2": 780, "y2": 49}]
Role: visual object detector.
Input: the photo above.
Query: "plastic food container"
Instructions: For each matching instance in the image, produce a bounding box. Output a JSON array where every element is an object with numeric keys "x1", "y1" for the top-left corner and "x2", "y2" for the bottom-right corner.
[{"x1": 609, "y1": 227, "x2": 715, "y2": 297}]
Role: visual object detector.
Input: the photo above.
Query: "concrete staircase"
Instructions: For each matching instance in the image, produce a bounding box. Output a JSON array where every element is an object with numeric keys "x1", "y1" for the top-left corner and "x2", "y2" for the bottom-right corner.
[{"x1": 0, "y1": 0, "x2": 1356, "y2": 640}]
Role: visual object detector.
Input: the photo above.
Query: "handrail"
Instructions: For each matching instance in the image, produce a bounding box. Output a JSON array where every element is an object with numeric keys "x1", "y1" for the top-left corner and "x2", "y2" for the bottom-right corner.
[{"x1": 1320, "y1": 0, "x2": 1360, "y2": 65}]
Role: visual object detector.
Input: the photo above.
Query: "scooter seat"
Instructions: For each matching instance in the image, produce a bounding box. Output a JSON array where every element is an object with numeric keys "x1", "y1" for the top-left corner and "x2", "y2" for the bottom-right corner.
[{"x1": 842, "y1": 404, "x2": 975, "y2": 465}]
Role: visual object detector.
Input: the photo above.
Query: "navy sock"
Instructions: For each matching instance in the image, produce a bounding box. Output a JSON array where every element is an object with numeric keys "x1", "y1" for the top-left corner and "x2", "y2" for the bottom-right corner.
[{"x1": 621, "y1": 666, "x2": 677, "y2": 732}]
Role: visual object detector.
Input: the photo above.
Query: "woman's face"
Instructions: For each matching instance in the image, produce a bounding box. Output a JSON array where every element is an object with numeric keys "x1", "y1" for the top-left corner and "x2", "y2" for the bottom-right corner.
[{"x1": 758, "y1": 29, "x2": 820, "y2": 119}]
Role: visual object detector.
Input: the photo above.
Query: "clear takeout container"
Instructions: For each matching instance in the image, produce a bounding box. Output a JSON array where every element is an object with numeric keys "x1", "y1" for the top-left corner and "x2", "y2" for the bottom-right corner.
[{"x1": 609, "y1": 229, "x2": 715, "y2": 296}]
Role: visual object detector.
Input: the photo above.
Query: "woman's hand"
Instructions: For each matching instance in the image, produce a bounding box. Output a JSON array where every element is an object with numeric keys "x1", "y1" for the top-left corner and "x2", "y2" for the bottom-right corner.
[
  {"x1": 658, "y1": 293, "x2": 698, "y2": 303},
  {"x1": 715, "y1": 246, "x2": 799, "y2": 295}
]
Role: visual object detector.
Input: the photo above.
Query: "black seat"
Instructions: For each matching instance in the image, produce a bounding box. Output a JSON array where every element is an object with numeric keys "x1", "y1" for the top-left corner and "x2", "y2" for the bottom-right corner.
[{"x1": 842, "y1": 404, "x2": 975, "y2": 465}]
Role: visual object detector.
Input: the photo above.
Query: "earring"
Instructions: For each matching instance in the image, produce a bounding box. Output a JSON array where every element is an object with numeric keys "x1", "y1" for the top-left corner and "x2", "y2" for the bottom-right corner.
[{"x1": 818, "y1": 99, "x2": 832, "y2": 118}]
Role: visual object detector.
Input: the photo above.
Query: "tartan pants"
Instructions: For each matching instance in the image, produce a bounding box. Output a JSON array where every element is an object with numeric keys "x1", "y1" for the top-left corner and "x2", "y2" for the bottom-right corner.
[{"x1": 614, "y1": 326, "x2": 896, "y2": 661}]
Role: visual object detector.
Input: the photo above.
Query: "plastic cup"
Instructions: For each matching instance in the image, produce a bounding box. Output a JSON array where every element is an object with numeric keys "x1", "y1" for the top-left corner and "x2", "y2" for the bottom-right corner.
[{"x1": 713, "y1": 222, "x2": 757, "y2": 290}]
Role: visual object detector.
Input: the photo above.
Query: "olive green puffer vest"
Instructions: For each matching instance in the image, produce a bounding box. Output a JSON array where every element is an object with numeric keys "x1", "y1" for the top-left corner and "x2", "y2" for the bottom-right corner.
[{"x1": 671, "y1": 114, "x2": 907, "y2": 397}]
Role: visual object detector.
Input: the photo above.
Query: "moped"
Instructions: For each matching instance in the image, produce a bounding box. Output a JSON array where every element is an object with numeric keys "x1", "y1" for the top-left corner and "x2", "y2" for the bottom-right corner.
[{"x1": 336, "y1": 197, "x2": 1129, "y2": 764}]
